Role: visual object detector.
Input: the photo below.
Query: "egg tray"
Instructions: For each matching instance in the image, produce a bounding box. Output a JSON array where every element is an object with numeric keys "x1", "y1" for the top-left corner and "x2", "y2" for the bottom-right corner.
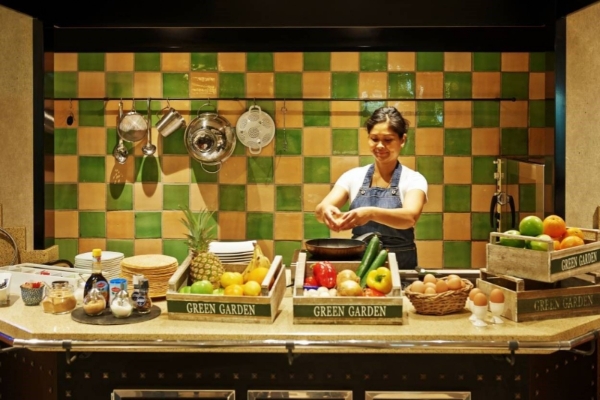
[{"x1": 404, "y1": 278, "x2": 473, "y2": 316}]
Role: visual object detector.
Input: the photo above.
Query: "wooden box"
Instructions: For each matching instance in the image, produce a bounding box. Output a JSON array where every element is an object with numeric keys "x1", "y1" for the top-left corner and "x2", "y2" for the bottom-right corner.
[
  {"x1": 486, "y1": 228, "x2": 600, "y2": 283},
  {"x1": 166, "y1": 254, "x2": 286, "y2": 323},
  {"x1": 292, "y1": 252, "x2": 403, "y2": 325},
  {"x1": 477, "y1": 268, "x2": 600, "y2": 322}
]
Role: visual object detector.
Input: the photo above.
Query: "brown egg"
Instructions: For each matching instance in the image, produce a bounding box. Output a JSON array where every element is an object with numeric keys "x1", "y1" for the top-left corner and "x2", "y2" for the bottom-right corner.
[
  {"x1": 447, "y1": 274, "x2": 460, "y2": 280},
  {"x1": 447, "y1": 277, "x2": 462, "y2": 290},
  {"x1": 424, "y1": 282, "x2": 437, "y2": 290},
  {"x1": 424, "y1": 286, "x2": 437, "y2": 294},
  {"x1": 489, "y1": 288, "x2": 505, "y2": 303},
  {"x1": 435, "y1": 279, "x2": 448, "y2": 293},
  {"x1": 423, "y1": 273, "x2": 437, "y2": 284},
  {"x1": 469, "y1": 288, "x2": 482, "y2": 301},
  {"x1": 410, "y1": 281, "x2": 425, "y2": 293},
  {"x1": 473, "y1": 292, "x2": 488, "y2": 306}
]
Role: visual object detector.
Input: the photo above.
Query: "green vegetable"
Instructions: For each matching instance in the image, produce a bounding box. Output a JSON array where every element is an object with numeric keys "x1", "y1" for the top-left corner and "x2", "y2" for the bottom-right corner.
[
  {"x1": 360, "y1": 249, "x2": 388, "y2": 288},
  {"x1": 355, "y1": 235, "x2": 380, "y2": 280}
]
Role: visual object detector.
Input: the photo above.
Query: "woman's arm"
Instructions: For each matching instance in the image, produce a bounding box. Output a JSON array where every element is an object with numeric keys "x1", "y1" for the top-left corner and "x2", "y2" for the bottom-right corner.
[{"x1": 315, "y1": 186, "x2": 350, "y2": 231}]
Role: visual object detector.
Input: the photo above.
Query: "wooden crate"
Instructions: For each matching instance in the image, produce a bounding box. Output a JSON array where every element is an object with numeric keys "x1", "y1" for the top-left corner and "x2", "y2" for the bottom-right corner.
[
  {"x1": 166, "y1": 254, "x2": 286, "y2": 323},
  {"x1": 292, "y1": 252, "x2": 403, "y2": 325},
  {"x1": 486, "y1": 228, "x2": 600, "y2": 283},
  {"x1": 477, "y1": 268, "x2": 600, "y2": 322}
]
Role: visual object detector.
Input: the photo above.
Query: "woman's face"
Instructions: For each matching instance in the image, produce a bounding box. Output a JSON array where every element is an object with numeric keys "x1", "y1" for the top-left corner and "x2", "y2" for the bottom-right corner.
[{"x1": 368, "y1": 121, "x2": 405, "y2": 163}]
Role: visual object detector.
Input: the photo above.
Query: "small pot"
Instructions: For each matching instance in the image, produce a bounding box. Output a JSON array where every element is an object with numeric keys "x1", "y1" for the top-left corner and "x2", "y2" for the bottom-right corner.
[{"x1": 156, "y1": 101, "x2": 186, "y2": 137}]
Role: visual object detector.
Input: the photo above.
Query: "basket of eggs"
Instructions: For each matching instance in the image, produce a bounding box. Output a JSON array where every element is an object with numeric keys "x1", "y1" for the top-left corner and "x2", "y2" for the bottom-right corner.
[{"x1": 404, "y1": 273, "x2": 473, "y2": 316}]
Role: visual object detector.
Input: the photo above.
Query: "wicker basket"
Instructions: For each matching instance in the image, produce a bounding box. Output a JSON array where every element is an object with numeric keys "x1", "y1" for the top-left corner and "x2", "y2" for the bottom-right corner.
[{"x1": 405, "y1": 278, "x2": 473, "y2": 316}]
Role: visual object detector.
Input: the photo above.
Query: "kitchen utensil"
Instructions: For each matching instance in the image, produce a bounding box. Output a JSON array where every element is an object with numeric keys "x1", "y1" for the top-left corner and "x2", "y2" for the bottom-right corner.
[
  {"x1": 113, "y1": 100, "x2": 128, "y2": 164},
  {"x1": 156, "y1": 99, "x2": 186, "y2": 137},
  {"x1": 236, "y1": 105, "x2": 275, "y2": 154},
  {"x1": 118, "y1": 100, "x2": 148, "y2": 142},
  {"x1": 304, "y1": 232, "x2": 376, "y2": 260},
  {"x1": 142, "y1": 99, "x2": 157, "y2": 156}
]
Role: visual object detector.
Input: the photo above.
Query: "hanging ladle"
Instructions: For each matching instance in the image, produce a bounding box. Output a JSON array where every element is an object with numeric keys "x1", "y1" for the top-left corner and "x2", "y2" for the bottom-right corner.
[
  {"x1": 112, "y1": 100, "x2": 128, "y2": 164},
  {"x1": 142, "y1": 98, "x2": 157, "y2": 156}
]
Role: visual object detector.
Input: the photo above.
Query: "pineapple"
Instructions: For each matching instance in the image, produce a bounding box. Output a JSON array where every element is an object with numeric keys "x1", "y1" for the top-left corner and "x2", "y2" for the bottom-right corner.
[{"x1": 180, "y1": 206, "x2": 224, "y2": 289}]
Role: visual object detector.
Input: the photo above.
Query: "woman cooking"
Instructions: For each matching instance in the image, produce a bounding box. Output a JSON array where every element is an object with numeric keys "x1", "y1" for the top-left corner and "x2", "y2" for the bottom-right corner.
[{"x1": 315, "y1": 106, "x2": 428, "y2": 269}]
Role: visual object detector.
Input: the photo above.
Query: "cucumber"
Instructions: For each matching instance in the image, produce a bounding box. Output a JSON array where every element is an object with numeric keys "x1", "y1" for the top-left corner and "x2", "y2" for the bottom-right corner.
[
  {"x1": 355, "y1": 235, "x2": 381, "y2": 279},
  {"x1": 360, "y1": 249, "x2": 389, "y2": 288}
]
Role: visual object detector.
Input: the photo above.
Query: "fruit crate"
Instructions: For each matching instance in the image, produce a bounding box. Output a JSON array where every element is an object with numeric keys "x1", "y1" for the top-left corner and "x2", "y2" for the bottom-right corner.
[
  {"x1": 166, "y1": 254, "x2": 286, "y2": 324},
  {"x1": 486, "y1": 228, "x2": 600, "y2": 283},
  {"x1": 477, "y1": 268, "x2": 600, "y2": 322},
  {"x1": 292, "y1": 252, "x2": 403, "y2": 325}
]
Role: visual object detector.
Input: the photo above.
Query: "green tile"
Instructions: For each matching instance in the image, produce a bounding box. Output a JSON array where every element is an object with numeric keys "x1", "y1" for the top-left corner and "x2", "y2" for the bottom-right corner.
[
  {"x1": 219, "y1": 73, "x2": 245, "y2": 98},
  {"x1": 331, "y1": 72, "x2": 359, "y2": 99},
  {"x1": 247, "y1": 53, "x2": 273, "y2": 72},
  {"x1": 471, "y1": 212, "x2": 493, "y2": 241},
  {"x1": 501, "y1": 128, "x2": 528, "y2": 156},
  {"x1": 162, "y1": 239, "x2": 189, "y2": 265},
  {"x1": 163, "y1": 73, "x2": 190, "y2": 98},
  {"x1": 247, "y1": 157, "x2": 274, "y2": 184},
  {"x1": 49, "y1": 183, "x2": 77, "y2": 210},
  {"x1": 416, "y1": 52, "x2": 444, "y2": 72},
  {"x1": 163, "y1": 185, "x2": 189, "y2": 210},
  {"x1": 529, "y1": 53, "x2": 546, "y2": 72},
  {"x1": 79, "y1": 156, "x2": 106, "y2": 183},
  {"x1": 444, "y1": 129, "x2": 472, "y2": 155},
  {"x1": 80, "y1": 212, "x2": 106, "y2": 238},
  {"x1": 54, "y1": 128, "x2": 77, "y2": 154},
  {"x1": 275, "y1": 128, "x2": 302, "y2": 155},
  {"x1": 53, "y1": 72, "x2": 77, "y2": 99},
  {"x1": 501, "y1": 73, "x2": 529, "y2": 99},
  {"x1": 78, "y1": 100, "x2": 105, "y2": 127},
  {"x1": 162, "y1": 129, "x2": 188, "y2": 154},
  {"x1": 545, "y1": 52, "x2": 555, "y2": 72},
  {"x1": 274, "y1": 241, "x2": 303, "y2": 268},
  {"x1": 134, "y1": 53, "x2": 161, "y2": 71},
  {"x1": 519, "y1": 184, "x2": 538, "y2": 212},
  {"x1": 416, "y1": 156, "x2": 443, "y2": 185},
  {"x1": 304, "y1": 157, "x2": 330, "y2": 183},
  {"x1": 402, "y1": 128, "x2": 416, "y2": 156},
  {"x1": 359, "y1": 156, "x2": 373, "y2": 167},
  {"x1": 443, "y1": 241, "x2": 471, "y2": 268},
  {"x1": 191, "y1": 161, "x2": 219, "y2": 183},
  {"x1": 444, "y1": 72, "x2": 472, "y2": 99},
  {"x1": 191, "y1": 53, "x2": 218, "y2": 71},
  {"x1": 106, "y1": 72, "x2": 133, "y2": 99},
  {"x1": 276, "y1": 185, "x2": 302, "y2": 211},
  {"x1": 360, "y1": 52, "x2": 387, "y2": 72},
  {"x1": 304, "y1": 213, "x2": 330, "y2": 239},
  {"x1": 107, "y1": 239, "x2": 136, "y2": 259},
  {"x1": 415, "y1": 213, "x2": 443, "y2": 240},
  {"x1": 529, "y1": 100, "x2": 545, "y2": 128},
  {"x1": 303, "y1": 101, "x2": 330, "y2": 127},
  {"x1": 545, "y1": 100, "x2": 555, "y2": 127},
  {"x1": 416, "y1": 101, "x2": 444, "y2": 127},
  {"x1": 134, "y1": 212, "x2": 162, "y2": 239},
  {"x1": 78, "y1": 53, "x2": 105, "y2": 71},
  {"x1": 219, "y1": 185, "x2": 246, "y2": 211},
  {"x1": 107, "y1": 183, "x2": 133, "y2": 211},
  {"x1": 44, "y1": 72, "x2": 55, "y2": 100},
  {"x1": 444, "y1": 185, "x2": 471, "y2": 212},
  {"x1": 472, "y1": 156, "x2": 497, "y2": 184},
  {"x1": 360, "y1": 101, "x2": 386, "y2": 126},
  {"x1": 473, "y1": 52, "x2": 501, "y2": 72},
  {"x1": 135, "y1": 156, "x2": 161, "y2": 183},
  {"x1": 247, "y1": 212, "x2": 273, "y2": 240},
  {"x1": 332, "y1": 129, "x2": 359, "y2": 155},
  {"x1": 304, "y1": 52, "x2": 331, "y2": 71},
  {"x1": 388, "y1": 72, "x2": 415, "y2": 99},
  {"x1": 275, "y1": 73, "x2": 302, "y2": 99},
  {"x1": 473, "y1": 101, "x2": 499, "y2": 127},
  {"x1": 54, "y1": 239, "x2": 78, "y2": 264}
]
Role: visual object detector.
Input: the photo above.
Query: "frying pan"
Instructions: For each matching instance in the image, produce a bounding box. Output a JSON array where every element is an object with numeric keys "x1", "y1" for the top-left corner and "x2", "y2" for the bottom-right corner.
[{"x1": 304, "y1": 232, "x2": 376, "y2": 260}]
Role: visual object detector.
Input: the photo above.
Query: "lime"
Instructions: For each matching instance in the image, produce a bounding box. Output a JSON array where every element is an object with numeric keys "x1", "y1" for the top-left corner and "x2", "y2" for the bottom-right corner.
[
  {"x1": 178, "y1": 286, "x2": 191, "y2": 293},
  {"x1": 528, "y1": 234, "x2": 552, "y2": 251},
  {"x1": 498, "y1": 229, "x2": 526, "y2": 248},
  {"x1": 519, "y1": 216, "x2": 544, "y2": 237},
  {"x1": 190, "y1": 280, "x2": 214, "y2": 294}
]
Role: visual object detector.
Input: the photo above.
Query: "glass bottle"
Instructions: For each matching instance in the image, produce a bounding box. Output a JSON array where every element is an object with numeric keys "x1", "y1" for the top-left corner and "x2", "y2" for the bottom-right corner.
[
  {"x1": 82, "y1": 283, "x2": 106, "y2": 316},
  {"x1": 133, "y1": 276, "x2": 152, "y2": 314},
  {"x1": 83, "y1": 248, "x2": 109, "y2": 308}
]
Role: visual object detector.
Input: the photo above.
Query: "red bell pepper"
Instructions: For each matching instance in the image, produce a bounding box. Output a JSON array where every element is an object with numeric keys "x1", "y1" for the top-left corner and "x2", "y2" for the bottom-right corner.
[
  {"x1": 311, "y1": 261, "x2": 337, "y2": 289},
  {"x1": 364, "y1": 287, "x2": 386, "y2": 297}
]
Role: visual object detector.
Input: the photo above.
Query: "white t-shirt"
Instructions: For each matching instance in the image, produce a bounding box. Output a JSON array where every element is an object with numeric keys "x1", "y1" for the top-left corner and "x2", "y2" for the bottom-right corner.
[{"x1": 335, "y1": 164, "x2": 428, "y2": 205}]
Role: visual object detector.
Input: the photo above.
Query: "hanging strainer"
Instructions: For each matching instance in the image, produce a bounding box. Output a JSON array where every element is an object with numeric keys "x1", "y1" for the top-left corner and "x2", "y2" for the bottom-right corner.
[
  {"x1": 235, "y1": 105, "x2": 275, "y2": 155},
  {"x1": 118, "y1": 101, "x2": 148, "y2": 142}
]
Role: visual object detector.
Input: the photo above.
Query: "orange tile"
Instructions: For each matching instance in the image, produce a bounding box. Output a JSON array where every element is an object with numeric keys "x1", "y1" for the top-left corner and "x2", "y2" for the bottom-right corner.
[
  {"x1": 44, "y1": 156, "x2": 54, "y2": 183},
  {"x1": 274, "y1": 156, "x2": 302, "y2": 184},
  {"x1": 391, "y1": 101, "x2": 416, "y2": 126},
  {"x1": 303, "y1": 72, "x2": 331, "y2": 98},
  {"x1": 398, "y1": 156, "x2": 416, "y2": 170},
  {"x1": 106, "y1": 211, "x2": 135, "y2": 239},
  {"x1": 388, "y1": 52, "x2": 416, "y2": 71},
  {"x1": 544, "y1": 128, "x2": 555, "y2": 155},
  {"x1": 303, "y1": 184, "x2": 332, "y2": 212},
  {"x1": 54, "y1": 211, "x2": 79, "y2": 238},
  {"x1": 54, "y1": 53, "x2": 77, "y2": 71},
  {"x1": 415, "y1": 240, "x2": 443, "y2": 268},
  {"x1": 331, "y1": 156, "x2": 359, "y2": 182},
  {"x1": 256, "y1": 240, "x2": 274, "y2": 260},
  {"x1": 415, "y1": 128, "x2": 444, "y2": 155},
  {"x1": 133, "y1": 72, "x2": 162, "y2": 98},
  {"x1": 415, "y1": 72, "x2": 443, "y2": 99},
  {"x1": 133, "y1": 182, "x2": 162, "y2": 210},
  {"x1": 246, "y1": 72, "x2": 274, "y2": 98},
  {"x1": 219, "y1": 157, "x2": 247, "y2": 184},
  {"x1": 79, "y1": 239, "x2": 107, "y2": 254},
  {"x1": 331, "y1": 101, "x2": 360, "y2": 127},
  {"x1": 161, "y1": 210, "x2": 185, "y2": 239},
  {"x1": 471, "y1": 241, "x2": 487, "y2": 268},
  {"x1": 105, "y1": 100, "x2": 120, "y2": 128},
  {"x1": 500, "y1": 100, "x2": 528, "y2": 127},
  {"x1": 78, "y1": 127, "x2": 106, "y2": 155},
  {"x1": 501, "y1": 53, "x2": 529, "y2": 71},
  {"x1": 331, "y1": 52, "x2": 359, "y2": 71},
  {"x1": 44, "y1": 210, "x2": 55, "y2": 237},
  {"x1": 544, "y1": 184, "x2": 554, "y2": 214},
  {"x1": 359, "y1": 127, "x2": 371, "y2": 155},
  {"x1": 54, "y1": 100, "x2": 79, "y2": 129},
  {"x1": 54, "y1": 156, "x2": 78, "y2": 183},
  {"x1": 423, "y1": 184, "x2": 442, "y2": 212},
  {"x1": 444, "y1": 157, "x2": 472, "y2": 184},
  {"x1": 528, "y1": 128, "x2": 548, "y2": 156},
  {"x1": 471, "y1": 184, "x2": 496, "y2": 212},
  {"x1": 106, "y1": 53, "x2": 134, "y2": 71},
  {"x1": 106, "y1": 156, "x2": 136, "y2": 184},
  {"x1": 274, "y1": 212, "x2": 303, "y2": 240},
  {"x1": 529, "y1": 72, "x2": 546, "y2": 100},
  {"x1": 444, "y1": 52, "x2": 472, "y2": 71},
  {"x1": 161, "y1": 155, "x2": 191, "y2": 183},
  {"x1": 190, "y1": 183, "x2": 218, "y2": 210},
  {"x1": 161, "y1": 53, "x2": 190, "y2": 72},
  {"x1": 472, "y1": 72, "x2": 501, "y2": 98},
  {"x1": 190, "y1": 72, "x2": 218, "y2": 98},
  {"x1": 545, "y1": 72, "x2": 555, "y2": 98},
  {"x1": 44, "y1": 53, "x2": 54, "y2": 72},
  {"x1": 218, "y1": 53, "x2": 246, "y2": 72},
  {"x1": 247, "y1": 184, "x2": 275, "y2": 212},
  {"x1": 78, "y1": 72, "x2": 106, "y2": 98},
  {"x1": 216, "y1": 100, "x2": 246, "y2": 130},
  {"x1": 359, "y1": 72, "x2": 387, "y2": 99},
  {"x1": 444, "y1": 101, "x2": 472, "y2": 127},
  {"x1": 443, "y1": 213, "x2": 471, "y2": 240},
  {"x1": 134, "y1": 239, "x2": 163, "y2": 255},
  {"x1": 303, "y1": 127, "x2": 331, "y2": 155},
  {"x1": 274, "y1": 52, "x2": 303, "y2": 71},
  {"x1": 472, "y1": 128, "x2": 500, "y2": 155},
  {"x1": 218, "y1": 211, "x2": 246, "y2": 240},
  {"x1": 275, "y1": 100, "x2": 303, "y2": 128},
  {"x1": 79, "y1": 183, "x2": 106, "y2": 210}
]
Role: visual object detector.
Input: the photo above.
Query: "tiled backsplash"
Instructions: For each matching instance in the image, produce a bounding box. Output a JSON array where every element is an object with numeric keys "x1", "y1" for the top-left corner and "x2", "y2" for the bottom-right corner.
[{"x1": 44, "y1": 51, "x2": 555, "y2": 268}]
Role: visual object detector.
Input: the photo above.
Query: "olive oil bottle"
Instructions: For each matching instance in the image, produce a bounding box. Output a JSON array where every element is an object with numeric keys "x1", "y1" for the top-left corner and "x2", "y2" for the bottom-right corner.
[{"x1": 83, "y1": 248, "x2": 110, "y2": 308}]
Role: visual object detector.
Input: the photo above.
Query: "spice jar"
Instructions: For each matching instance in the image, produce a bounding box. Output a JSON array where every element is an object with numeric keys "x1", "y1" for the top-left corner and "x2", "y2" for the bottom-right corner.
[
  {"x1": 83, "y1": 285, "x2": 106, "y2": 316},
  {"x1": 131, "y1": 275, "x2": 152, "y2": 314},
  {"x1": 41, "y1": 281, "x2": 77, "y2": 314}
]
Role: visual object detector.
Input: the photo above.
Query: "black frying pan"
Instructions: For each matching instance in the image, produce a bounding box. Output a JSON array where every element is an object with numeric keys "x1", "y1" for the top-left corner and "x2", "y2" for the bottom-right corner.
[{"x1": 304, "y1": 232, "x2": 376, "y2": 260}]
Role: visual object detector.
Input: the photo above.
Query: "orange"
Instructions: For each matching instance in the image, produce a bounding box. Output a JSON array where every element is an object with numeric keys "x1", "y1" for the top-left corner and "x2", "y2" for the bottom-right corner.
[
  {"x1": 552, "y1": 239, "x2": 561, "y2": 251},
  {"x1": 560, "y1": 235, "x2": 585, "y2": 250},
  {"x1": 563, "y1": 227, "x2": 585, "y2": 240},
  {"x1": 542, "y1": 215, "x2": 567, "y2": 239}
]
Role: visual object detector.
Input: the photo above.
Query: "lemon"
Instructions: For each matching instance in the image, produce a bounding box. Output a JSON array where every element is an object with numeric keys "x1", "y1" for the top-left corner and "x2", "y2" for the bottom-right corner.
[
  {"x1": 243, "y1": 281, "x2": 262, "y2": 296},
  {"x1": 246, "y1": 266, "x2": 269, "y2": 284}
]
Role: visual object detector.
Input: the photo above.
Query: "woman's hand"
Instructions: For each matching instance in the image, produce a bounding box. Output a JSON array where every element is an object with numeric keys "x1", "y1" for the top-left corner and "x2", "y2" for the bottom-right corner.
[
  {"x1": 318, "y1": 205, "x2": 344, "y2": 232},
  {"x1": 336, "y1": 209, "x2": 369, "y2": 231}
]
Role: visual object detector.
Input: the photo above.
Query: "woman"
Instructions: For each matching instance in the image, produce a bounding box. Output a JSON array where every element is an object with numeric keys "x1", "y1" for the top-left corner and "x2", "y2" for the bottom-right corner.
[{"x1": 315, "y1": 106, "x2": 428, "y2": 269}]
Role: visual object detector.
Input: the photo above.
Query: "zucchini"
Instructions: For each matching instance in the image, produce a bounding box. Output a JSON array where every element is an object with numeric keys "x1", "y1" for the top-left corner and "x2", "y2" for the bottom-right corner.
[
  {"x1": 360, "y1": 249, "x2": 388, "y2": 288},
  {"x1": 355, "y1": 235, "x2": 380, "y2": 279}
]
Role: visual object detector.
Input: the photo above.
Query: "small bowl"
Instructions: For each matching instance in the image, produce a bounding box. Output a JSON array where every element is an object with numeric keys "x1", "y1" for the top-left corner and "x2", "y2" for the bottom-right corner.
[{"x1": 20, "y1": 283, "x2": 45, "y2": 306}]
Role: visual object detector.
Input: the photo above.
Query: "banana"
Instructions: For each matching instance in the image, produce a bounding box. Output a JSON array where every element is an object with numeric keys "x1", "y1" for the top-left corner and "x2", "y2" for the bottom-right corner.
[{"x1": 242, "y1": 242, "x2": 264, "y2": 282}]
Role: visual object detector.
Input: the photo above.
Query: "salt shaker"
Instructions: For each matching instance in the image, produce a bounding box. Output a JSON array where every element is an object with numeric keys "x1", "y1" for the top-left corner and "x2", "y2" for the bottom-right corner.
[{"x1": 110, "y1": 285, "x2": 133, "y2": 318}]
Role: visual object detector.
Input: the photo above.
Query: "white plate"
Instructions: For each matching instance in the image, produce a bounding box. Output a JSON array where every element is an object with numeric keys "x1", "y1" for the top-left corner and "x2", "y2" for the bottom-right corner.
[
  {"x1": 209, "y1": 241, "x2": 256, "y2": 254},
  {"x1": 75, "y1": 251, "x2": 124, "y2": 261}
]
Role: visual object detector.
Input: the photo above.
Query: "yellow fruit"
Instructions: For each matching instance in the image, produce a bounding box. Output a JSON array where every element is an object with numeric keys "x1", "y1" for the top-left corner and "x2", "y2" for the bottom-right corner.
[
  {"x1": 564, "y1": 227, "x2": 585, "y2": 240},
  {"x1": 243, "y1": 281, "x2": 262, "y2": 296},
  {"x1": 224, "y1": 284, "x2": 244, "y2": 296},
  {"x1": 246, "y1": 266, "x2": 269, "y2": 284},
  {"x1": 220, "y1": 271, "x2": 243, "y2": 288}
]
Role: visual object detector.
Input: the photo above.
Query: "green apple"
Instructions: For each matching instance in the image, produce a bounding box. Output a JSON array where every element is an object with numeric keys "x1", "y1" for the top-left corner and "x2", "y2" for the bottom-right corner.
[
  {"x1": 519, "y1": 215, "x2": 544, "y2": 237},
  {"x1": 212, "y1": 288, "x2": 225, "y2": 295},
  {"x1": 499, "y1": 229, "x2": 526, "y2": 248},
  {"x1": 529, "y1": 234, "x2": 552, "y2": 251},
  {"x1": 178, "y1": 285, "x2": 191, "y2": 293},
  {"x1": 190, "y1": 280, "x2": 214, "y2": 295}
]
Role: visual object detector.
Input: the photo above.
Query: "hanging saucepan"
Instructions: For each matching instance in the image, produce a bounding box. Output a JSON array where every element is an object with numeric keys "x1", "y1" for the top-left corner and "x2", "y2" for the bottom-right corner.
[
  {"x1": 304, "y1": 232, "x2": 378, "y2": 260},
  {"x1": 118, "y1": 100, "x2": 148, "y2": 142},
  {"x1": 184, "y1": 104, "x2": 236, "y2": 173}
]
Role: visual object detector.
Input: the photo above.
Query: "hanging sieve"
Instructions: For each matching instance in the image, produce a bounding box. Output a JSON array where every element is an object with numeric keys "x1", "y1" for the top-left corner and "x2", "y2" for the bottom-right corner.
[
  {"x1": 235, "y1": 105, "x2": 275, "y2": 155},
  {"x1": 118, "y1": 100, "x2": 148, "y2": 142}
]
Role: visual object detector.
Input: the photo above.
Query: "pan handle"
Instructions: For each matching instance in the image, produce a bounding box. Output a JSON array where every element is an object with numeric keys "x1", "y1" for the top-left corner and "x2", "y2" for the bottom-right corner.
[{"x1": 355, "y1": 231, "x2": 379, "y2": 243}]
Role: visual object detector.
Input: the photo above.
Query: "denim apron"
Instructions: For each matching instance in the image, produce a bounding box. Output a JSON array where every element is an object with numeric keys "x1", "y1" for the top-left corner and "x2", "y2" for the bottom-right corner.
[{"x1": 350, "y1": 162, "x2": 418, "y2": 270}]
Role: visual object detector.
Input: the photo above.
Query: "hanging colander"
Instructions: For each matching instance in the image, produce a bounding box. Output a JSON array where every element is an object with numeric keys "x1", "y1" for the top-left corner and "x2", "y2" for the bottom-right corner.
[{"x1": 235, "y1": 105, "x2": 275, "y2": 154}]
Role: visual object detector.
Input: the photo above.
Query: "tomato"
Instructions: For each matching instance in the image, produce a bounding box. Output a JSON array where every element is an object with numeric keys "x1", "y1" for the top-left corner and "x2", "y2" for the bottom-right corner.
[{"x1": 304, "y1": 276, "x2": 318, "y2": 286}]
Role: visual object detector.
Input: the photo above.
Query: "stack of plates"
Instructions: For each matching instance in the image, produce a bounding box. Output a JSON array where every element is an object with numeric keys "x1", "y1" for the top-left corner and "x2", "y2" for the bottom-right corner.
[
  {"x1": 209, "y1": 240, "x2": 256, "y2": 264},
  {"x1": 74, "y1": 251, "x2": 124, "y2": 280},
  {"x1": 120, "y1": 254, "x2": 179, "y2": 298}
]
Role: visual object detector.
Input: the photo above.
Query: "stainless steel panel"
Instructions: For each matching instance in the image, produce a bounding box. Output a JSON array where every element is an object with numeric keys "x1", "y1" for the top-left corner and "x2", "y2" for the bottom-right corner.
[
  {"x1": 112, "y1": 389, "x2": 235, "y2": 399},
  {"x1": 248, "y1": 390, "x2": 352, "y2": 400},
  {"x1": 366, "y1": 392, "x2": 471, "y2": 400}
]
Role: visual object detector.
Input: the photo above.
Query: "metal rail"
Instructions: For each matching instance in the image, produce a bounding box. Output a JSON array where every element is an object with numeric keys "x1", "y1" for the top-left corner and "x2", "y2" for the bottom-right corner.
[{"x1": 46, "y1": 97, "x2": 517, "y2": 102}]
